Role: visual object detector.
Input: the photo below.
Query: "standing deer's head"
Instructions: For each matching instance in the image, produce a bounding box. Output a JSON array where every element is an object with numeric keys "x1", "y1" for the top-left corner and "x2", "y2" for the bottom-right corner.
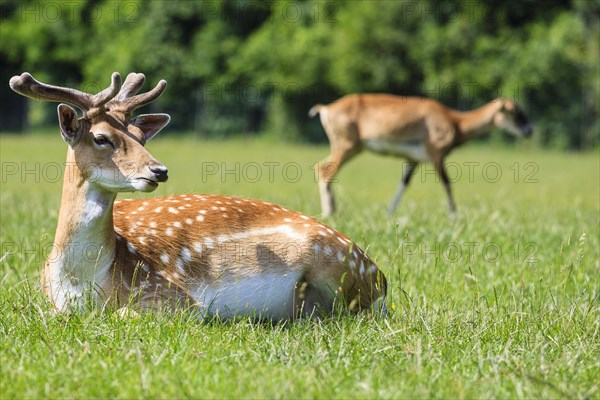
[
  {"x1": 493, "y1": 99, "x2": 533, "y2": 138},
  {"x1": 9, "y1": 72, "x2": 171, "y2": 193}
]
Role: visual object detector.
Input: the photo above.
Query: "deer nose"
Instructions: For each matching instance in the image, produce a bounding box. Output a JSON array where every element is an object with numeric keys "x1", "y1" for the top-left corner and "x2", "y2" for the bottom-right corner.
[{"x1": 149, "y1": 165, "x2": 169, "y2": 182}]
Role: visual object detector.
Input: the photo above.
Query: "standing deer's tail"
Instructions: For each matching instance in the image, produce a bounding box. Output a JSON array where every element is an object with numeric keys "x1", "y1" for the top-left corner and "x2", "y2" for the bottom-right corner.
[{"x1": 308, "y1": 104, "x2": 325, "y2": 118}]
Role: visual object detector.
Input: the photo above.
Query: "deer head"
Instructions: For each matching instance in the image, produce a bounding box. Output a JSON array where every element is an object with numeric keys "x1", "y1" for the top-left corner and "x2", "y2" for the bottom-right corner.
[
  {"x1": 9, "y1": 72, "x2": 171, "y2": 192},
  {"x1": 493, "y1": 99, "x2": 533, "y2": 138}
]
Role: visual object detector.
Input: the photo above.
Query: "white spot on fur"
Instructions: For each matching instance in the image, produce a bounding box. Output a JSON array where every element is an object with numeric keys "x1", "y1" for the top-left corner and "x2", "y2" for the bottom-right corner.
[
  {"x1": 194, "y1": 242, "x2": 203, "y2": 254},
  {"x1": 181, "y1": 247, "x2": 192, "y2": 263},
  {"x1": 175, "y1": 258, "x2": 184, "y2": 274},
  {"x1": 168, "y1": 207, "x2": 179, "y2": 214},
  {"x1": 185, "y1": 218, "x2": 193, "y2": 225},
  {"x1": 149, "y1": 221, "x2": 157, "y2": 228},
  {"x1": 196, "y1": 215, "x2": 204, "y2": 222},
  {"x1": 154, "y1": 207, "x2": 163, "y2": 213},
  {"x1": 160, "y1": 253, "x2": 170, "y2": 264},
  {"x1": 166, "y1": 228, "x2": 174, "y2": 236},
  {"x1": 205, "y1": 238, "x2": 214, "y2": 249},
  {"x1": 324, "y1": 246, "x2": 333, "y2": 256},
  {"x1": 173, "y1": 221, "x2": 182, "y2": 228}
]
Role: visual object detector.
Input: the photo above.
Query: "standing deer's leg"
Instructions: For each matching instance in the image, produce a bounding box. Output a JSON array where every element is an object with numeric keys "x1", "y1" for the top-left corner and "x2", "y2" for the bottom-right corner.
[
  {"x1": 433, "y1": 158, "x2": 456, "y2": 213},
  {"x1": 316, "y1": 156, "x2": 338, "y2": 217},
  {"x1": 316, "y1": 147, "x2": 358, "y2": 217},
  {"x1": 387, "y1": 161, "x2": 418, "y2": 215}
]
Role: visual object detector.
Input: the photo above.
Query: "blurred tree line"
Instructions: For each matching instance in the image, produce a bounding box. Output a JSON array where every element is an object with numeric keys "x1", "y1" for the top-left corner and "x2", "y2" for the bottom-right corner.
[{"x1": 0, "y1": 0, "x2": 598, "y2": 149}]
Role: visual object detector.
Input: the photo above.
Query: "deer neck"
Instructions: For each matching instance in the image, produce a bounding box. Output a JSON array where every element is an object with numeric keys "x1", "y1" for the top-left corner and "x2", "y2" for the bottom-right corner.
[
  {"x1": 452, "y1": 100, "x2": 503, "y2": 144},
  {"x1": 43, "y1": 148, "x2": 117, "y2": 309}
]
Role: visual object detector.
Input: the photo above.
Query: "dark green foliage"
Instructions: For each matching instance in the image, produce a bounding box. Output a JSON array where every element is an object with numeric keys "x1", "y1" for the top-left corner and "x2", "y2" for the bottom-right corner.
[{"x1": 1, "y1": 0, "x2": 598, "y2": 148}]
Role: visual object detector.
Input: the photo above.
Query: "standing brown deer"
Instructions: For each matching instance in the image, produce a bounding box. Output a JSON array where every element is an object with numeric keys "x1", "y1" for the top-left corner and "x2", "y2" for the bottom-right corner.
[
  {"x1": 309, "y1": 95, "x2": 533, "y2": 216},
  {"x1": 9, "y1": 72, "x2": 387, "y2": 319}
]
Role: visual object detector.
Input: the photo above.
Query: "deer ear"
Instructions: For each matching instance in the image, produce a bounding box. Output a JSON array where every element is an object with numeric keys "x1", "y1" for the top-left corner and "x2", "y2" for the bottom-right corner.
[
  {"x1": 57, "y1": 104, "x2": 80, "y2": 145},
  {"x1": 131, "y1": 113, "x2": 171, "y2": 142},
  {"x1": 500, "y1": 99, "x2": 515, "y2": 112}
]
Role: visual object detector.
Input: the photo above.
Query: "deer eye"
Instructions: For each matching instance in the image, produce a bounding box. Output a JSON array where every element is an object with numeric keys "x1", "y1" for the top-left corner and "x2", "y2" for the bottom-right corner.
[{"x1": 93, "y1": 135, "x2": 113, "y2": 148}]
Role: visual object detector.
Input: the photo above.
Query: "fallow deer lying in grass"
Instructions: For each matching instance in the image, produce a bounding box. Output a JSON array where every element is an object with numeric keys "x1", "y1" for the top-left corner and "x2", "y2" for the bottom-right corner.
[
  {"x1": 309, "y1": 95, "x2": 533, "y2": 216},
  {"x1": 9, "y1": 72, "x2": 387, "y2": 319}
]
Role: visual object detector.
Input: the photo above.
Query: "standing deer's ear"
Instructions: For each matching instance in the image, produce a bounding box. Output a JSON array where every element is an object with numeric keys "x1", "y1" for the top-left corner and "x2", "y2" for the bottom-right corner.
[
  {"x1": 131, "y1": 113, "x2": 171, "y2": 142},
  {"x1": 500, "y1": 99, "x2": 515, "y2": 112},
  {"x1": 57, "y1": 104, "x2": 81, "y2": 145}
]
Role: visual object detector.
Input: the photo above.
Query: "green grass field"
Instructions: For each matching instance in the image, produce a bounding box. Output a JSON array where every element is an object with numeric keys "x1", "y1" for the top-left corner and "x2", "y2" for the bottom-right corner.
[{"x1": 1, "y1": 134, "x2": 598, "y2": 399}]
